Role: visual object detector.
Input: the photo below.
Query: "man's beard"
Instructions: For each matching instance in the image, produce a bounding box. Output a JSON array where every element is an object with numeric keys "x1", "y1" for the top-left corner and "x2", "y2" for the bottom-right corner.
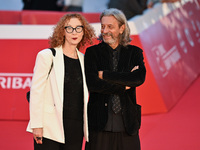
[{"x1": 102, "y1": 33, "x2": 118, "y2": 45}]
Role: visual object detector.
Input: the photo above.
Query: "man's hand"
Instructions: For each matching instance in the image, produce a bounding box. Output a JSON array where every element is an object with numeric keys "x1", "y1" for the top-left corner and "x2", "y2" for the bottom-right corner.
[
  {"x1": 98, "y1": 66, "x2": 139, "y2": 89},
  {"x1": 131, "y1": 65, "x2": 139, "y2": 72},
  {"x1": 98, "y1": 71, "x2": 103, "y2": 79},
  {"x1": 33, "y1": 128, "x2": 43, "y2": 144},
  {"x1": 126, "y1": 66, "x2": 139, "y2": 90}
]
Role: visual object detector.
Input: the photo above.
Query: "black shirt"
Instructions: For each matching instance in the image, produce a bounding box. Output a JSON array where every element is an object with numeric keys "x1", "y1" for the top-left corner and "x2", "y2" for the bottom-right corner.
[
  {"x1": 104, "y1": 44, "x2": 125, "y2": 132},
  {"x1": 63, "y1": 54, "x2": 83, "y2": 121}
]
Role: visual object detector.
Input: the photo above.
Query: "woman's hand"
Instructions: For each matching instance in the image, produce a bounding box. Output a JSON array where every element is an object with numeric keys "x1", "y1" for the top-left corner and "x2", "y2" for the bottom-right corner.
[{"x1": 33, "y1": 128, "x2": 43, "y2": 144}]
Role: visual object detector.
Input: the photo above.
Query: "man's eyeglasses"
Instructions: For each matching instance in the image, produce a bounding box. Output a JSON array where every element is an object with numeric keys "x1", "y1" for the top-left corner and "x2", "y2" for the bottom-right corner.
[{"x1": 64, "y1": 26, "x2": 84, "y2": 33}]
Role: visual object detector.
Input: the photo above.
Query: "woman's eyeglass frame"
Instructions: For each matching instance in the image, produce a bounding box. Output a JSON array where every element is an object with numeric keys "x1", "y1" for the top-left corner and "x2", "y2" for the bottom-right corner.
[{"x1": 64, "y1": 25, "x2": 84, "y2": 33}]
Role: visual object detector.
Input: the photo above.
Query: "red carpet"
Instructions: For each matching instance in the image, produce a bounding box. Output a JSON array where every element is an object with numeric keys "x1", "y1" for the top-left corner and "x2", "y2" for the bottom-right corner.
[
  {"x1": 140, "y1": 76, "x2": 200, "y2": 150},
  {"x1": 0, "y1": 76, "x2": 200, "y2": 150}
]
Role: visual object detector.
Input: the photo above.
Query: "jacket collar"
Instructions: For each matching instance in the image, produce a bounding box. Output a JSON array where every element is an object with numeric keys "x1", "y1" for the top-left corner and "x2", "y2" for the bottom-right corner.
[{"x1": 99, "y1": 42, "x2": 129, "y2": 72}]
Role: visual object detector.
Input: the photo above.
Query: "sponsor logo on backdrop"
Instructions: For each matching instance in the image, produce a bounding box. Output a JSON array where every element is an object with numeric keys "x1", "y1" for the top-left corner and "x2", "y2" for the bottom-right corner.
[
  {"x1": 151, "y1": 45, "x2": 181, "y2": 78},
  {"x1": 176, "y1": 30, "x2": 188, "y2": 54},
  {"x1": 0, "y1": 73, "x2": 32, "y2": 89},
  {"x1": 191, "y1": 20, "x2": 200, "y2": 43}
]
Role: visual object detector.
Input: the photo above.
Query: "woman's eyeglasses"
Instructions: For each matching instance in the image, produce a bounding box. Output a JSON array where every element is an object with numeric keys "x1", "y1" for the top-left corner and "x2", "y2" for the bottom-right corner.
[{"x1": 64, "y1": 26, "x2": 84, "y2": 33}]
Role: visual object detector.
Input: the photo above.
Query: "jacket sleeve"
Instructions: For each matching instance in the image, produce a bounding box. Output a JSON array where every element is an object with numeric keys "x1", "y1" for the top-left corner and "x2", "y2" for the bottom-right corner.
[
  {"x1": 29, "y1": 49, "x2": 53, "y2": 128},
  {"x1": 84, "y1": 47, "x2": 125, "y2": 95},
  {"x1": 103, "y1": 49, "x2": 146, "y2": 87}
]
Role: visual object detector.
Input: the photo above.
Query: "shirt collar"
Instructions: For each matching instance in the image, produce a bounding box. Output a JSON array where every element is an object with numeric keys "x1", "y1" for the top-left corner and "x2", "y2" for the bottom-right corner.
[{"x1": 104, "y1": 42, "x2": 121, "y2": 53}]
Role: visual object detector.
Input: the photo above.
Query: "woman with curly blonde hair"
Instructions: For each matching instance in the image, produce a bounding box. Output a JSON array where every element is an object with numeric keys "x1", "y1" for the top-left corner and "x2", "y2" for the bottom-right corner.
[{"x1": 27, "y1": 13, "x2": 96, "y2": 150}]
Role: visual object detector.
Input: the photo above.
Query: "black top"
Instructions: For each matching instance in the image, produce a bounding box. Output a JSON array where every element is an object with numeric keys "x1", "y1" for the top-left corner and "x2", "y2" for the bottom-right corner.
[
  {"x1": 104, "y1": 44, "x2": 125, "y2": 132},
  {"x1": 63, "y1": 54, "x2": 83, "y2": 121}
]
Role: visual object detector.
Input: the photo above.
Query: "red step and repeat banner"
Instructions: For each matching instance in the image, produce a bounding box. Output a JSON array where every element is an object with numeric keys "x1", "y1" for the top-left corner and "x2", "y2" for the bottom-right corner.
[
  {"x1": 0, "y1": 40, "x2": 49, "y2": 120},
  {"x1": 139, "y1": 0, "x2": 200, "y2": 110},
  {"x1": 0, "y1": 0, "x2": 199, "y2": 120}
]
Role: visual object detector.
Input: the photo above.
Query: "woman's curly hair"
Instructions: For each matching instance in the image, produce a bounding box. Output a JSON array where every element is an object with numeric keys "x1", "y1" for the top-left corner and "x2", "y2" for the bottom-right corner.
[{"x1": 49, "y1": 13, "x2": 96, "y2": 49}]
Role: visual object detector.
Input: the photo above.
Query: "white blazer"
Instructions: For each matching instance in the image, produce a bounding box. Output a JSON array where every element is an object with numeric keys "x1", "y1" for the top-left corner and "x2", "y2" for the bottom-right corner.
[{"x1": 26, "y1": 46, "x2": 89, "y2": 143}]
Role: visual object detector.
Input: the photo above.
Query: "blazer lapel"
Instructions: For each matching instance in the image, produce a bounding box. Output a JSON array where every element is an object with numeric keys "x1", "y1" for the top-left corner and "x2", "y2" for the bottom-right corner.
[
  {"x1": 77, "y1": 49, "x2": 88, "y2": 98},
  {"x1": 77, "y1": 49, "x2": 84, "y2": 77},
  {"x1": 100, "y1": 43, "x2": 112, "y2": 71},
  {"x1": 117, "y1": 47, "x2": 129, "y2": 72},
  {"x1": 77, "y1": 49, "x2": 89, "y2": 141},
  {"x1": 53, "y1": 46, "x2": 64, "y2": 103}
]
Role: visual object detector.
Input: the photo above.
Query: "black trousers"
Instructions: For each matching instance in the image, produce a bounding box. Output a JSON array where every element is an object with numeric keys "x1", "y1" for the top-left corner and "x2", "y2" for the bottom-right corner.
[
  {"x1": 85, "y1": 131, "x2": 140, "y2": 150},
  {"x1": 34, "y1": 119, "x2": 83, "y2": 150}
]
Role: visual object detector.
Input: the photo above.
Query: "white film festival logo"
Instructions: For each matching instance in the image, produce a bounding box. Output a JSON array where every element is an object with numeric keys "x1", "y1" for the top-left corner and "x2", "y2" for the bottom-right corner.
[
  {"x1": 151, "y1": 44, "x2": 181, "y2": 78},
  {"x1": 0, "y1": 73, "x2": 32, "y2": 89}
]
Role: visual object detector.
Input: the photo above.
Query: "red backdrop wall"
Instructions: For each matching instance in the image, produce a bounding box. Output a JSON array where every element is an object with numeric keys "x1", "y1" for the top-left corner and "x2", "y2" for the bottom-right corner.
[{"x1": 0, "y1": 0, "x2": 199, "y2": 120}]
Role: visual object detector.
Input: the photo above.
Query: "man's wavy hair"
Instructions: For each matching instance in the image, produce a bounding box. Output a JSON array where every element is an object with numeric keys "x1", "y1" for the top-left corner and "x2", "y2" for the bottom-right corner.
[
  {"x1": 99, "y1": 8, "x2": 131, "y2": 47},
  {"x1": 49, "y1": 13, "x2": 96, "y2": 49}
]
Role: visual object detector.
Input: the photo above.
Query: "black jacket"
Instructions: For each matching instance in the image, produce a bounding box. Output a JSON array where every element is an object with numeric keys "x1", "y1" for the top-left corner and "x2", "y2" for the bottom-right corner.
[{"x1": 84, "y1": 42, "x2": 146, "y2": 135}]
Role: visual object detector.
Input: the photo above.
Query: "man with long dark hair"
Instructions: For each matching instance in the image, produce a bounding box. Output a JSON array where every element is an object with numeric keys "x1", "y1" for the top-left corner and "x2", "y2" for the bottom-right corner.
[{"x1": 84, "y1": 8, "x2": 146, "y2": 150}]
